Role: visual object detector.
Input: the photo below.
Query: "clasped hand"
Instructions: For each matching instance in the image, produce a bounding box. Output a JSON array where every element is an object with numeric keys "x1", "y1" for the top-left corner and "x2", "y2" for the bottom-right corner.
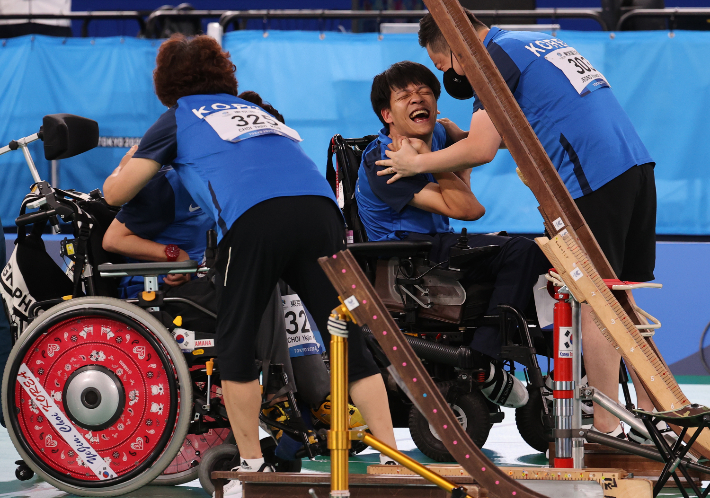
[{"x1": 375, "y1": 136, "x2": 430, "y2": 184}]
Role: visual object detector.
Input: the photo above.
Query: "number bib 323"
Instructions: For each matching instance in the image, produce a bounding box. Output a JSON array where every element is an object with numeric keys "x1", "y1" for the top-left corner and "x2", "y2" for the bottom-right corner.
[
  {"x1": 545, "y1": 47, "x2": 610, "y2": 97},
  {"x1": 205, "y1": 104, "x2": 302, "y2": 143}
]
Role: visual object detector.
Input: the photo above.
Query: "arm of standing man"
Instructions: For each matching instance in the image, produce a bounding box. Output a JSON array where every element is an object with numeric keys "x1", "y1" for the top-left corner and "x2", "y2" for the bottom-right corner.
[{"x1": 376, "y1": 110, "x2": 502, "y2": 184}]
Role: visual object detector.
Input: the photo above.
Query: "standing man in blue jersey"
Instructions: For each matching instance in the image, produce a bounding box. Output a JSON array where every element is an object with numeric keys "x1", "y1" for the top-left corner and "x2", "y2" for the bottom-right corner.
[
  {"x1": 357, "y1": 61, "x2": 551, "y2": 409},
  {"x1": 377, "y1": 11, "x2": 658, "y2": 440}
]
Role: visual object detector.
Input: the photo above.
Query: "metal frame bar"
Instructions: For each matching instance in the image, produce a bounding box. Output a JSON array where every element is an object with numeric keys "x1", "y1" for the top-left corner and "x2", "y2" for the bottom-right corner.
[
  {"x1": 616, "y1": 8, "x2": 710, "y2": 31},
  {"x1": 218, "y1": 8, "x2": 608, "y2": 31}
]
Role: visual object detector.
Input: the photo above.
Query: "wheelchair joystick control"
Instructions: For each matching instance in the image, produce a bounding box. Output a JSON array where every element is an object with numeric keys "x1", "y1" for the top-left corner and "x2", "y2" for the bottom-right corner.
[{"x1": 455, "y1": 228, "x2": 469, "y2": 249}]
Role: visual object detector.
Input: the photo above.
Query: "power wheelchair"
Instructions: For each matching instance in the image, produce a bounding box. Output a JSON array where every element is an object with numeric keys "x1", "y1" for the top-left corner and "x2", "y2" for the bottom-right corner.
[
  {"x1": 0, "y1": 115, "x2": 337, "y2": 496},
  {"x1": 327, "y1": 134, "x2": 559, "y2": 460}
]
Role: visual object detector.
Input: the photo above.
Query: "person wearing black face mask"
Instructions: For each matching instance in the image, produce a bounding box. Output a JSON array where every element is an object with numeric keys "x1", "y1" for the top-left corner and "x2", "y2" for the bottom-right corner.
[
  {"x1": 443, "y1": 50, "x2": 474, "y2": 100},
  {"x1": 376, "y1": 9, "x2": 659, "y2": 444}
]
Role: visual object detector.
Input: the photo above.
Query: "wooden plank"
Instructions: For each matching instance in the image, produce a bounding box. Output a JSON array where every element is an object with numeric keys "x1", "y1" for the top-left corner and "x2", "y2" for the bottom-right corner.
[
  {"x1": 537, "y1": 228, "x2": 710, "y2": 459},
  {"x1": 369, "y1": 464, "x2": 628, "y2": 481},
  {"x1": 319, "y1": 250, "x2": 546, "y2": 498},
  {"x1": 369, "y1": 464, "x2": 652, "y2": 497},
  {"x1": 214, "y1": 472, "x2": 488, "y2": 498}
]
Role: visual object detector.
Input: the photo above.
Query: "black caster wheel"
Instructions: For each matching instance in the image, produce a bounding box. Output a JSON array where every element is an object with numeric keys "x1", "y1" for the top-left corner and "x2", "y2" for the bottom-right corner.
[
  {"x1": 408, "y1": 381, "x2": 491, "y2": 462},
  {"x1": 515, "y1": 383, "x2": 553, "y2": 453},
  {"x1": 15, "y1": 460, "x2": 34, "y2": 481}
]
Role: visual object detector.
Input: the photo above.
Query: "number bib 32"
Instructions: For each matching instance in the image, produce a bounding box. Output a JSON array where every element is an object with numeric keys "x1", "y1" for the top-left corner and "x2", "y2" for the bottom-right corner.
[
  {"x1": 545, "y1": 47, "x2": 610, "y2": 97},
  {"x1": 282, "y1": 294, "x2": 323, "y2": 358},
  {"x1": 205, "y1": 104, "x2": 302, "y2": 143}
]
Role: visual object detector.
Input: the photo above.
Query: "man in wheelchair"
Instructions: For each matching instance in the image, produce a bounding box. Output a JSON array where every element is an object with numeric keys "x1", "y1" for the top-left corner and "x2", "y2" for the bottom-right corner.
[{"x1": 356, "y1": 61, "x2": 550, "y2": 409}]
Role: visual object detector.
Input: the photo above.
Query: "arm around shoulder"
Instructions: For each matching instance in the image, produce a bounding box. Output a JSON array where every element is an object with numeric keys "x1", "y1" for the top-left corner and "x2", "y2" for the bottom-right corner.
[{"x1": 103, "y1": 157, "x2": 161, "y2": 206}]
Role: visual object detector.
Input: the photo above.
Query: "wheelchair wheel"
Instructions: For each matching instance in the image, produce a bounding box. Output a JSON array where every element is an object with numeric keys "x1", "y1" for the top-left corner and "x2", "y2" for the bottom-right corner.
[
  {"x1": 153, "y1": 378, "x2": 230, "y2": 485},
  {"x1": 408, "y1": 381, "x2": 491, "y2": 462},
  {"x1": 152, "y1": 429, "x2": 231, "y2": 485},
  {"x1": 198, "y1": 437, "x2": 302, "y2": 495},
  {"x1": 2, "y1": 297, "x2": 192, "y2": 496},
  {"x1": 515, "y1": 384, "x2": 552, "y2": 453}
]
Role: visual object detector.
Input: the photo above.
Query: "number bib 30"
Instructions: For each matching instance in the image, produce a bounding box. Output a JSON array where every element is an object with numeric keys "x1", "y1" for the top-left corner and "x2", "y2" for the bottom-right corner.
[
  {"x1": 545, "y1": 47, "x2": 610, "y2": 97},
  {"x1": 205, "y1": 105, "x2": 302, "y2": 143}
]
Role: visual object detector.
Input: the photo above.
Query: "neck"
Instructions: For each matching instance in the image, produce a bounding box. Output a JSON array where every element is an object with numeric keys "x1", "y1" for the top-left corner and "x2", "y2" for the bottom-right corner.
[
  {"x1": 388, "y1": 126, "x2": 433, "y2": 150},
  {"x1": 478, "y1": 27, "x2": 490, "y2": 42}
]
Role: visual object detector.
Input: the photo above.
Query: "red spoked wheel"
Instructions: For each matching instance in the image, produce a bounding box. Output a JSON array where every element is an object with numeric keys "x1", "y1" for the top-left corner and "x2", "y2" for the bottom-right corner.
[
  {"x1": 2, "y1": 297, "x2": 191, "y2": 497},
  {"x1": 154, "y1": 429, "x2": 231, "y2": 485},
  {"x1": 154, "y1": 380, "x2": 230, "y2": 485}
]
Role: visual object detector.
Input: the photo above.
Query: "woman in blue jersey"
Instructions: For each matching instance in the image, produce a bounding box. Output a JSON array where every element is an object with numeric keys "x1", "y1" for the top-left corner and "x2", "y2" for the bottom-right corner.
[{"x1": 102, "y1": 34, "x2": 396, "y2": 486}]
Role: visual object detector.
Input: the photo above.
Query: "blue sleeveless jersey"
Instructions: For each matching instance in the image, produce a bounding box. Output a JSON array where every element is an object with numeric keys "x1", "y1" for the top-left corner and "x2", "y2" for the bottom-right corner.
[
  {"x1": 134, "y1": 93, "x2": 337, "y2": 241},
  {"x1": 476, "y1": 28, "x2": 654, "y2": 198}
]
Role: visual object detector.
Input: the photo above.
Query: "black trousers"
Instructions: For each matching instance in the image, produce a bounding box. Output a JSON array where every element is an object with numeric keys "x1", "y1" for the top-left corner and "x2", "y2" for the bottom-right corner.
[
  {"x1": 405, "y1": 232, "x2": 550, "y2": 359},
  {"x1": 214, "y1": 196, "x2": 380, "y2": 383}
]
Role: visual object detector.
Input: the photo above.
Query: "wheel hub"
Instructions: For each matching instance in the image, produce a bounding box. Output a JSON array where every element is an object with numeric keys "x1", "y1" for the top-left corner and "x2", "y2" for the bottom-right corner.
[
  {"x1": 64, "y1": 365, "x2": 124, "y2": 430},
  {"x1": 429, "y1": 403, "x2": 467, "y2": 441}
]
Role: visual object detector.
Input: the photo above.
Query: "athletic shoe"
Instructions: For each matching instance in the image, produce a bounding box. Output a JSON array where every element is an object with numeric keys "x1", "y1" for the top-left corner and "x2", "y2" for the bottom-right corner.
[
  {"x1": 311, "y1": 395, "x2": 367, "y2": 430},
  {"x1": 591, "y1": 424, "x2": 627, "y2": 440},
  {"x1": 480, "y1": 363, "x2": 529, "y2": 408},
  {"x1": 214, "y1": 462, "x2": 274, "y2": 498}
]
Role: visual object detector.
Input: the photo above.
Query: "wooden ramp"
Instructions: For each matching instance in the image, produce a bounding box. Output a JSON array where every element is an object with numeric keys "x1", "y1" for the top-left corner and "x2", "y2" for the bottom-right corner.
[
  {"x1": 319, "y1": 250, "x2": 545, "y2": 498},
  {"x1": 537, "y1": 229, "x2": 710, "y2": 457}
]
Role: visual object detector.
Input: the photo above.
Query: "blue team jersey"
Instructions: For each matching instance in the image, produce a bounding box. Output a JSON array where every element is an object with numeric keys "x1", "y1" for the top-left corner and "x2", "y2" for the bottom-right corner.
[
  {"x1": 356, "y1": 123, "x2": 454, "y2": 241},
  {"x1": 116, "y1": 166, "x2": 215, "y2": 298},
  {"x1": 475, "y1": 28, "x2": 654, "y2": 199},
  {"x1": 133, "y1": 93, "x2": 337, "y2": 241}
]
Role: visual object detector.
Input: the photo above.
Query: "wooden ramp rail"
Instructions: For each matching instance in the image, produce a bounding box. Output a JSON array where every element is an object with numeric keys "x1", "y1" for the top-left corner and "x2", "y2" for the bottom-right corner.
[{"x1": 319, "y1": 250, "x2": 546, "y2": 498}]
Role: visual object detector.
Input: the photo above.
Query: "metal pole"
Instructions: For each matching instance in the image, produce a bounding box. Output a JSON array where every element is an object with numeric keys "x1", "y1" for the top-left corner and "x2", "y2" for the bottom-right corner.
[
  {"x1": 51, "y1": 159, "x2": 59, "y2": 188},
  {"x1": 571, "y1": 297, "x2": 584, "y2": 468},
  {"x1": 585, "y1": 387, "x2": 651, "y2": 439},
  {"x1": 329, "y1": 311, "x2": 350, "y2": 498},
  {"x1": 553, "y1": 286, "x2": 573, "y2": 467}
]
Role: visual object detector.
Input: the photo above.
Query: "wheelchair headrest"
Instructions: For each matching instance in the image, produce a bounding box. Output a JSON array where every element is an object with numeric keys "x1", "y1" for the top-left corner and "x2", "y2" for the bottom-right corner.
[{"x1": 42, "y1": 114, "x2": 99, "y2": 160}]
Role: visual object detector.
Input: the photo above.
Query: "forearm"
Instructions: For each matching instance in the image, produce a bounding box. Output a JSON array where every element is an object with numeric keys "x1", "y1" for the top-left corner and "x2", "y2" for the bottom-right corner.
[
  {"x1": 104, "y1": 234, "x2": 175, "y2": 261},
  {"x1": 103, "y1": 157, "x2": 161, "y2": 206},
  {"x1": 433, "y1": 173, "x2": 484, "y2": 219},
  {"x1": 413, "y1": 135, "x2": 498, "y2": 174}
]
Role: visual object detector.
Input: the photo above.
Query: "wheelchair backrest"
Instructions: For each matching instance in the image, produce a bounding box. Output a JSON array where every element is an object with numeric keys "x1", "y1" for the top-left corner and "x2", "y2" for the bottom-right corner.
[{"x1": 326, "y1": 134, "x2": 377, "y2": 243}]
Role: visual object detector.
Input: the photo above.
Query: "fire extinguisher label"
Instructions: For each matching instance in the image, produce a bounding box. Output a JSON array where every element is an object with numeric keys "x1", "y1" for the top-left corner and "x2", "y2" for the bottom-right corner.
[{"x1": 558, "y1": 327, "x2": 573, "y2": 357}]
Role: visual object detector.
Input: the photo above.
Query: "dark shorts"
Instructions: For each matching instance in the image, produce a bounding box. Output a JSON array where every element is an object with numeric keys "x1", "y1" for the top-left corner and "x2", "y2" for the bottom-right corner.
[
  {"x1": 213, "y1": 195, "x2": 380, "y2": 383},
  {"x1": 575, "y1": 163, "x2": 656, "y2": 282}
]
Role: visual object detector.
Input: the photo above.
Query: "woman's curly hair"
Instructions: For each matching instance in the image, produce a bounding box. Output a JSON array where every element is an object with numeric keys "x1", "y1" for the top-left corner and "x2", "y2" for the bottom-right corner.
[{"x1": 154, "y1": 34, "x2": 238, "y2": 107}]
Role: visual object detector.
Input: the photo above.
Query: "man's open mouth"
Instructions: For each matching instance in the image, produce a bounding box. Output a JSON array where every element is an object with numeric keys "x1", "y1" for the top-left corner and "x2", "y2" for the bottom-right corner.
[{"x1": 409, "y1": 109, "x2": 430, "y2": 123}]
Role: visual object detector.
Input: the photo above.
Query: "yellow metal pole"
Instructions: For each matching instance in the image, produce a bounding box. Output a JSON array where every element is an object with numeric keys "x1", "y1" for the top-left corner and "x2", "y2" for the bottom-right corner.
[
  {"x1": 329, "y1": 310, "x2": 351, "y2": 497},
  {"x1": 355, "y1": 431, "x2": 474, "y2": 498}
]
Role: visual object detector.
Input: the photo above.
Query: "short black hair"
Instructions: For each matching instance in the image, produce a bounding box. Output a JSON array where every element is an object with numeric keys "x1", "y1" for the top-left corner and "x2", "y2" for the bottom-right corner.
[
  {"x1": 419, "y1": 10, "x2": 487, "y2": 54},
  {"x1": 370, "y1": 61, "x2": 441, "y2": 128}
]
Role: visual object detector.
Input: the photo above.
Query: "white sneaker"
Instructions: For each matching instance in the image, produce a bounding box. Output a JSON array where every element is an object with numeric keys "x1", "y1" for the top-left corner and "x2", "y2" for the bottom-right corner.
[
  {"x1": 216, "y1": 478, "x2": 242, "y2": 498},
  {"x1": 480, "y1": 363, "x2": 529, "y2": 408},
  {"x1": 591, "y1": 424, "x2": 627, "y2": 440},
  {"x1": 212, "y1": 462, "x2": 274, "y2": 498}
]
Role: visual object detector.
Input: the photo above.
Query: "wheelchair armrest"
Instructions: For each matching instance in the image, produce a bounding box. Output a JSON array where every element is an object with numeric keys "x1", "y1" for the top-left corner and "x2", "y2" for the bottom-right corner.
[
  {"x1": 347, "y1": 241, "x2": 432, "y2": 259},
  {"x1": 97, "y1": 260, "x2": 199, "y2": 277}
]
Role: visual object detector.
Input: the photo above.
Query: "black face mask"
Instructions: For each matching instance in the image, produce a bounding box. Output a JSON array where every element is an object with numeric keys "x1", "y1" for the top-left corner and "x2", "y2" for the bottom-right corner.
[{"x1": 443, "y1": 51, "x2": 474, "y2": 100}]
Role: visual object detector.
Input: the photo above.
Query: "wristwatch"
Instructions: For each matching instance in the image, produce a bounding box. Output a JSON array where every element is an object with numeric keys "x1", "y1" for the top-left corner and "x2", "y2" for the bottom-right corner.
[{"x1": 165, "y1": 244, "x2": 180, "y2": 262}]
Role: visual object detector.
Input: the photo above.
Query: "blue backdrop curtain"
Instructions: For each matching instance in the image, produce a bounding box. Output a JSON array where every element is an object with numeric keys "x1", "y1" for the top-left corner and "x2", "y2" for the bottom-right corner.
[{"x1": 0, "y1": 30, "x2": 708, "y2": 234}]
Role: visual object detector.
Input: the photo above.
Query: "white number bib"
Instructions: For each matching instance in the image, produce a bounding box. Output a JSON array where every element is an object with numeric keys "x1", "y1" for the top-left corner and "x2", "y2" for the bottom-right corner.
[
  {"x1": 282, "y1": 294, "x2": 323, "y2": 358},
  {"x1": 205, "y1": 105, "x2": 302, "y2": 143},
  {"x1": 545, "y1": 47, "x2": 610, "y2": 96}
]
